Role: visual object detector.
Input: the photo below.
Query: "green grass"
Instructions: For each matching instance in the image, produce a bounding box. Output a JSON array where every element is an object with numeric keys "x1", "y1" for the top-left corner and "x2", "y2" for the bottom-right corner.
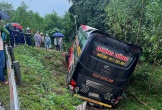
[
  {"x1": 0, "y1": 45, "x2": 162, "y2": 110},
  {"x1": 116, "y1": 63, "x2": 162, "y2": 110},
  {"x1": 1, "y1": 45, "x2": 82, "y2": 110}
]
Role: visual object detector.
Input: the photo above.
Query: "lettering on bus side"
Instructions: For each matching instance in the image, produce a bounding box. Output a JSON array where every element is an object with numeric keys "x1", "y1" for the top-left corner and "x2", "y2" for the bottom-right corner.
[{"x1": 92, "y1": 73, "x2": 114, "y2": 83}]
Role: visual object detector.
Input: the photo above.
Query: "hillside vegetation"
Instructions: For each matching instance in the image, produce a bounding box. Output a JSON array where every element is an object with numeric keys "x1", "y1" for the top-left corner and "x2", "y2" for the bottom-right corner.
[
  {"x1": 1, "y1": 45, "x2": 162, "y2": 110},
  {"x1": 0, "y1": 45, "x2": 82, "y2": 110}
]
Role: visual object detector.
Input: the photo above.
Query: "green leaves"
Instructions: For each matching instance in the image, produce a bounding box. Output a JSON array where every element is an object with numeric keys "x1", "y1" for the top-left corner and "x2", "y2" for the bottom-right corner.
[
  {"x1": 69, "y1": 0, "x2": 109, "y2": 31},
  {"x1": 105, "y1": 0, "x2": 162, "y2": 64}
]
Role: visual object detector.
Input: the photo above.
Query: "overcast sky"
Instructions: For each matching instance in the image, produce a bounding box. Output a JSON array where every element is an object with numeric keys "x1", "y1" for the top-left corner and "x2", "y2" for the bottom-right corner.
[{"x1": 1, "y1": 0, "x2": 71, "y2": 16}]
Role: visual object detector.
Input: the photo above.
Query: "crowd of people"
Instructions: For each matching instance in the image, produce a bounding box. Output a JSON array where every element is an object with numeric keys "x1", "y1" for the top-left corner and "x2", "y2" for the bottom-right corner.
[
  {"x1": 2, "y1": 22, "x2": 63, "y2": 51},
  {"x1": 33, "y1": 31, "x2": 63, "y2": 51},
  {"x1": 0, "y1": 15, "x2": 64, "y2": 85}
]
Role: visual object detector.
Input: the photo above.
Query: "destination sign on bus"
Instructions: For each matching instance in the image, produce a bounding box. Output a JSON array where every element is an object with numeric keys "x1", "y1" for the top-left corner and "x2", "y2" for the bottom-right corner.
[
  {"x1": 96, "y1": 46, "x2": 129, "y2": 62},
  {"x1": 92, "y1": 42, "x2": 133, "y2": 67}
]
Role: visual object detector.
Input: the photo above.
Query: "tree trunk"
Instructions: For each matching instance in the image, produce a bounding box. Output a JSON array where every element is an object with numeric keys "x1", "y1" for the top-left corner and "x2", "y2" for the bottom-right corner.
[{"x1": 136, "y1": 0, "x2": 144, "y2": 44}]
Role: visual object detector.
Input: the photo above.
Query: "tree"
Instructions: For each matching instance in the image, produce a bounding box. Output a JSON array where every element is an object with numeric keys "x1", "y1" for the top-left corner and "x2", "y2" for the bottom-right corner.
[
  {"x1": 44, "y1": 12, "x2": 62, "y2": 33},
  {"x1": 142, "y1": 0, "x2": 162, "y2": 63},
  {"x1": 61, "y1": 12, "x2": 75, "y2": 41},
  {"x1": 0, "y1": 1, "x2": 14, "y2": 22},
  {"x1": 69, "y1": 0, "x2": 109, "y2": 31},
  {"x1": 10, "y1": 2, "x2": 44, "y2": 33},
  {"x1": 105, "y1": 0, "x2": 162, "y2": 64}
]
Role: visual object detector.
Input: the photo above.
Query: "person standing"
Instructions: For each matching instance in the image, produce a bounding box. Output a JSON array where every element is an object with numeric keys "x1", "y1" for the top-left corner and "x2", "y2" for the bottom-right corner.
[
  {"x1": 12, "y1": 25, "x2": 19, "y2": 45},
  {"x1": 44, "y1": 34, "x2": 51, "y2": 50},
  {"x1": 34, "y1": 31, "x2": 41, "y2": 47},
  {"x1": 18, "y1": 25, "x2": 25, "y2": 44},
  {"x1": 40, "y1": 32, "x2": 44, "y2": 47},
  {"x1": 59, "y1": 37, "x2": 63, "y2": 51},
  {"x1": 5, "y1": 23, "x2": 14, "y2": 47},
  {"x1": 0, "y1": 16, "x2": 10, "y2": 85},
  {"x1": 25, "y1": 27, "x2": 32, "y2": 46},
  {"x1": 54, "y1": 36, "x2": 60, "y2": 51}
]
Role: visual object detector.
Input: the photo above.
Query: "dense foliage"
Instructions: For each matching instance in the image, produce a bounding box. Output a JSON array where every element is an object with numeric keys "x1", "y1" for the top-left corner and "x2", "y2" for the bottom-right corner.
[
  {"x1": 69, "y1": 0, "x2": 109, "y2": 31},
  {"x1": 68, "y1": 0, "x2": 162, "y2": 64},
  {"x1": 105, "y1": 0, "x2": 162, "y2": 64}
]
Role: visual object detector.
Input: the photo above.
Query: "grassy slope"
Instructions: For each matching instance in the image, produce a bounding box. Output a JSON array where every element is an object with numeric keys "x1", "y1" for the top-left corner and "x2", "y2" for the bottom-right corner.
[
  {"x1": 1, "y1": 45, "x2": 82, "y2": 110},
  {"x1": 1, "y1": 45, "x2": 162, "y2": 110}
]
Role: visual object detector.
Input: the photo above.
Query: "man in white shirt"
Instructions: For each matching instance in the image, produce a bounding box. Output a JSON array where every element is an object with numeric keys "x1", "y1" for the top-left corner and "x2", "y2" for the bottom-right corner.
[{"x1": 0, "y1": 16, "x2": 10, "y2": 85}]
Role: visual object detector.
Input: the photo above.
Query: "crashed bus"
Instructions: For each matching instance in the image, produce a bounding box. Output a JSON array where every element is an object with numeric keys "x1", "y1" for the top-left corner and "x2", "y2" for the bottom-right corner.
[{"x1": 66, "y1": 25, "x2": 142, "y2": 108}]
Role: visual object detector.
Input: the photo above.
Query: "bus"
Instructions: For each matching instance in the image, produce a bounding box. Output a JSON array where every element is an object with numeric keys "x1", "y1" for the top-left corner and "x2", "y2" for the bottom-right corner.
[{"x1": 66, "y1": 25, "x2": 142, "y2": 108}]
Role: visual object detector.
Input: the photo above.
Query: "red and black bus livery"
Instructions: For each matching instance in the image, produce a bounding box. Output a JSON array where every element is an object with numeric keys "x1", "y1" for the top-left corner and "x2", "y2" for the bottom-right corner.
[{"x1": 66, "y1": 25, "x2": 142, "y2": 108}]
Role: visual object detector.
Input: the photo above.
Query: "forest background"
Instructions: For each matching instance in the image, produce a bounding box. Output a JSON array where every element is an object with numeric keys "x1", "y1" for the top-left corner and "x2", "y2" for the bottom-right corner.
[{"x1": 1, "y1": 0, "x2": 162, "y2": 64}]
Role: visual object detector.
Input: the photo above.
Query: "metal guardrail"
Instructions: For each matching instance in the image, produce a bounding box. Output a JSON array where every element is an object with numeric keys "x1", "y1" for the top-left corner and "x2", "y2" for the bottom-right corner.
[
  {"x1": 5, "y1": 45, "x2": 20, "y2": 110},
  {"x1": 0, "y1": 102, "x2": 5, "y2": 110},
  {"x1": 76, "y1": 101, "x2": 87, "y2": 110}
]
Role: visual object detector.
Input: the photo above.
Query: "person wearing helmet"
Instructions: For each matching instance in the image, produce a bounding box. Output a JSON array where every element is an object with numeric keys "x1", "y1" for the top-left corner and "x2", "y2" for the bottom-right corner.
[
  {"x1": 19, "y1": 25, "x2": 25, "y2": 44},
  {"x1": 25, "y1": 27, "x2": 32, "y2": 46}
]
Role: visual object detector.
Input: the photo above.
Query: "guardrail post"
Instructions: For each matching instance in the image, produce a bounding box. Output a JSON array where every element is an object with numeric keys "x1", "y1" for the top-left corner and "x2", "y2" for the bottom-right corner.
[
  {"x1": 5, "y1": 45, "x2": 20, "y2": 110},
  {"x1": 8, "y1": 46, "x2": 15, "y2": 62},
  {"x1": 13, "y1": 61, "x2": 22, "y2": 85}
]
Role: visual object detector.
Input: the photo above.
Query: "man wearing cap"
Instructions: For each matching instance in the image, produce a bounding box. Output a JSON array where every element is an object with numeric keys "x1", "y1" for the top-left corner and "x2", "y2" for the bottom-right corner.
[{"x1": 0, "y1": 16, "x2": 10, "y2": 84}]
